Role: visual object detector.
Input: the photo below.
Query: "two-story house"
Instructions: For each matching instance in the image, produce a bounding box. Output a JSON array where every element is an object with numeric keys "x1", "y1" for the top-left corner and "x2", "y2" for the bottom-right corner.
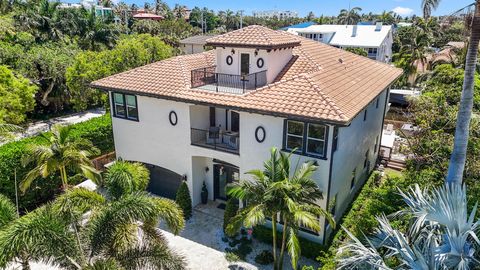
[
  {"x1": 91, "y1": 25, "x2": 402, "y2": 243},
  {"x1": 287, "y1": 23, "x2": 394, "y2": 63}
]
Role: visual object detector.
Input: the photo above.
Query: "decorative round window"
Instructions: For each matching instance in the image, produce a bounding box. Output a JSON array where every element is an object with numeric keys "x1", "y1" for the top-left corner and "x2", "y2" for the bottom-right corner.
[
  {"x1": 255, "y1": 126, "x2": 266, "y2": 143},
  {"x1": 169, "y1": 111, "x2": 178, "y2": 126},
  {"x1": 226, "y1": 55, "x2": 233, "y2": 66},
  {"x1": 256, "y1": 58, "x2": 264, "y2": 68}
]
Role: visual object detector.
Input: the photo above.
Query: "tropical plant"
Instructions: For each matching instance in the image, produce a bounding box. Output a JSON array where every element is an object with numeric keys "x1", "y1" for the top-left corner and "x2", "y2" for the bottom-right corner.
[
  {"x1": 15, "y1": 0, "x2": 62, "y2": 41},
  {"x1": 0, "y1": 160, "x2": 186, "y2": 270},
  {"x1": 345, "y1": 47, "x2": 367, "y2": 57},
  {"x1": 337, "y1": 184, "x2": 480, "y2": 269},
  {"x1": 337, "y1": 7, "x2": 362, "y2": 25},
  {"x1": 421, "y1": 0, "x2": 480, "y2": 184},
  {"x1": 227, "y1": 148, "x2": 334, "y2": 270},
  {"x1": 175, "y1": 181, "x2": 192, "y2": 220},
  {"x1": 104, "y1": 160, "x2": 149, "y2": 199},
  {"x1": 20, "y1": 124, "x2": 101, "y2": 192},
  {"x1": 223, "y1": 198, "x2": 238, "y2": 235}
]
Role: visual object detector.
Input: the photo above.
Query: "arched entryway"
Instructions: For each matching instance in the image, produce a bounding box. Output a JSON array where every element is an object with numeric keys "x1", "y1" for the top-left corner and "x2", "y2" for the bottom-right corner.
[{"x1": 143, "y1": 163, "x2": 182, "y2": 200}]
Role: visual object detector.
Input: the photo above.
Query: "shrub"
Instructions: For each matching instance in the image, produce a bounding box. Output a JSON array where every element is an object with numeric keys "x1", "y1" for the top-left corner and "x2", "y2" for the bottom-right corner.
[
  {"x1": 105, "y1": 161, "x2": 149, "y2": 198},
  {"x1": 0, "y1": 114, "x2": 113, "y2": 212},
  {"x1": 223, "y1": 198, "x2": 238, "y2": 235},
  {"x1": 254, "y1": 250, "x2": 274, "y2": 265},
  {"x1": 252, "y1": 225, "x2": 325, "y2": 260},
  {"x1": 225, "y1": 252, "x2": 240, "y2": 262},
  {"x1": 175, "y1": 181, "x2": 192, "y2": 220}
]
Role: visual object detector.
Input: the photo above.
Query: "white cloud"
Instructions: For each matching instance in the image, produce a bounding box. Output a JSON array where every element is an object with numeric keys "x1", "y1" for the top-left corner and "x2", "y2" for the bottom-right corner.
[{"x1": 392, "y1": 6, "x2": 414, "y2": 16}]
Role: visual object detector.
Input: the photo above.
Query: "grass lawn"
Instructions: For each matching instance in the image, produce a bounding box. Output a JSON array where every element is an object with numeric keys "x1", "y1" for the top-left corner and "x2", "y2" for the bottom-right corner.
[{"x1": 384, "y1": 168, "x2": 404, "y2": 179}]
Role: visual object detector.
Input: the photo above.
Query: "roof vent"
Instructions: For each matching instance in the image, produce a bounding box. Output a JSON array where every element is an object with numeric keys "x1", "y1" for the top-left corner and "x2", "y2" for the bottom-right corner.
[
  {"x1": 351, "y1": 25, "x2": 358, "y2": 37},
  {"x1": 338, "y1": 58, "x2": 344, "y2": 64},
  {"x1": 375, "y1": 22, "x2": 382, "y2": 31}
]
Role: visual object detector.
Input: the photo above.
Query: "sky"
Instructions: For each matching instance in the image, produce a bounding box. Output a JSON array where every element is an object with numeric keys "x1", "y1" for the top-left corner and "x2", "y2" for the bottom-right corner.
[{"x1": 113, "y1": 0, "x2": 475, "y2": 17}]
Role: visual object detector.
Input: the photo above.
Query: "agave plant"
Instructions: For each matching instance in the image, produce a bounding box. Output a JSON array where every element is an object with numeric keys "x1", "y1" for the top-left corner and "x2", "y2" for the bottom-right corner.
[{"x1": 337, "y1": 184, "x2": 480, "y2": 270}]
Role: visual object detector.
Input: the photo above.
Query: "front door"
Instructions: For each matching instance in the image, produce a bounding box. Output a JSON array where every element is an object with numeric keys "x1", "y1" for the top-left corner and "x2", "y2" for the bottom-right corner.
[
  {"x1": 240, "y1": 53, "x2": 250, "y2": 75},
  {"x1": 214, "y1": 164, "x2": 239, "y2": 201}
]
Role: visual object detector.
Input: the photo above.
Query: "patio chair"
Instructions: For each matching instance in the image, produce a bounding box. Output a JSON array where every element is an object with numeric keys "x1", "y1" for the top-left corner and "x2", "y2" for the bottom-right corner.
[{"x1": 206, "y1": 126, "x2": 220, "y2": 145}]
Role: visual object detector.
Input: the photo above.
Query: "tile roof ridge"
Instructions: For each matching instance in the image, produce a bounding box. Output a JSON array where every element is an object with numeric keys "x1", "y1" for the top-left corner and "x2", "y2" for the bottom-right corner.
[
  {"x1": 178, "y1": 56, "x2": 192, "y2": 90},
  {"x1": 300, "y1": 73, "x2": 347, "y2": 120}
]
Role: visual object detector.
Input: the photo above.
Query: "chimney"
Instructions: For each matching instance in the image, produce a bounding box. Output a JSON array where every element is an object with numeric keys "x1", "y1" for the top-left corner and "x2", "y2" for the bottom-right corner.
[
  {"x1": 351, "y1": 25, "x2": 358, "y2": 37},
  {"x1": 375, "y1": 22, "x2": 382, "y2": 31}
]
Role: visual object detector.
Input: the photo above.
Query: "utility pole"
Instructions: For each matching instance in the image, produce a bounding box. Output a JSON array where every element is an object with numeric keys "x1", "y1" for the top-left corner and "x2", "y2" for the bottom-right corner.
[
  {"x1": 239, "y1": 10, "x2": 244, "y2": 28},
  {"x1": 201, "y1": 11, "x2": 204, "y2": 34}
]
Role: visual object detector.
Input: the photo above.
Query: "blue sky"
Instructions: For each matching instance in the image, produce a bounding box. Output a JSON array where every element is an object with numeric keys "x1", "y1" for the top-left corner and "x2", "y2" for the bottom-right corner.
[{"x1": 117, "y1": 0, "x2": 474, "y2": 17}]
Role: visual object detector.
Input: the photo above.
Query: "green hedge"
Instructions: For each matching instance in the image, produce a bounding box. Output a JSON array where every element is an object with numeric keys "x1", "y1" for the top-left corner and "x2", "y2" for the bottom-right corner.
[
  {"x1": 252, "y1": 225, "x2": 325, "y2": 260},
  {"x1": 316, "y1": 171, "x2": 411, "y2": 269},
  {"x1": 0, "y1": 114, "x2": 113, "y2": 211}
]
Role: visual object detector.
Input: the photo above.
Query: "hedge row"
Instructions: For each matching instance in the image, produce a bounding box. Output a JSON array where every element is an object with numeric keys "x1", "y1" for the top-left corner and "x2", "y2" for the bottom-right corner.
[
  {"x1": 316, "y1": 171, "x2": 411, "y2": 269},
  {"x1": 0, "y1": 114, "x2": 114, "y2": 211}
]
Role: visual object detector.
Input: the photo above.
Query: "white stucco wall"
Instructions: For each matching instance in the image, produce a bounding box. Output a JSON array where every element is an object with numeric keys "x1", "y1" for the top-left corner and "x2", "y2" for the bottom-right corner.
[
  {"x1": 215, "y1": 47, "x2": 292, "y2": 83},
  {"x1": 110, "y1": 87, "x2": 388, "y2": 244},
  {"x1": 323, "y1": 89, "x2": 388, "y2": 240}
]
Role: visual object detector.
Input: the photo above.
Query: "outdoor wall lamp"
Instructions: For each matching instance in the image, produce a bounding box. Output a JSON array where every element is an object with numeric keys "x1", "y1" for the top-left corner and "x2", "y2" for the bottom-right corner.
[
  {"x1": 254, "y1": 49, "x2": 259, "y2": 56},
  {"x1": 205, "y1": 166, "x2": 209, "y2": 173},
  {"x1": 231, "y1": 48, "x2": 235, "y2": 55},
  {"x1": 182, "y1": 174, "x2": 187, "y2": 181}
]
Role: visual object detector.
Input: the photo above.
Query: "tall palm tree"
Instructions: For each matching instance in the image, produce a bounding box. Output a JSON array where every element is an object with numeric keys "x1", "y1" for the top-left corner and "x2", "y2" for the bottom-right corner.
[
  {"x1": 422, "y1": 0, "x2": 480, "y2": 184},
  {"x1": 21, "y1": 124, "x2": 101, "y2": 192},
  {"x1": 337, "y1": 7, "x2": 362, "y2": 25},
  {"x1": 16, "y1": 0, "x2": 62, "y2": 41},
  {"x1": 227, "y1": 148, "x2": 334, "y2": 270},
  {"x1": 337, "y1": 184, "x2": 480, "y2": 269},
  {"x1": 77, "y1": 9, "x2": 119, "y2": 50}
]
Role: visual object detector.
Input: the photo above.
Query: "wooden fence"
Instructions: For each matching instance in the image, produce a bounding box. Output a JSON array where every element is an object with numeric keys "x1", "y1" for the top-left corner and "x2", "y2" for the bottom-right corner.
[{"x1": 92, "y1": 151, "x2": 116, "y2": 171}]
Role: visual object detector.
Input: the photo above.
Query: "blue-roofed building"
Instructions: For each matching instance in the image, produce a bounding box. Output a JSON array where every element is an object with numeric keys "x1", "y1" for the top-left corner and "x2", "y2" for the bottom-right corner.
[{"x1": 280, "y1": 21, "x2": 316, "y2": 30}]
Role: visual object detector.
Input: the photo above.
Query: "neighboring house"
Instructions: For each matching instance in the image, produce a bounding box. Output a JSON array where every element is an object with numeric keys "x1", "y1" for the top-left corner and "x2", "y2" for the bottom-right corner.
[
  {"x1": 180, "y1": 35, "x2": 218, "y2": 55},
  {"x1": 91, "y1": 25, "x2": 402, "y2": 243},
  {"x1": 253, "y1": 10, "x2": 298, "y2": 19},
  {"x1": 132, "y1": 9, "x2": 163, "y2": 21},
  {"x1": 287, "y1": 23, "x2": 394, "y2": 63},
  {"x1": 58, "y1": 0, "x2": 113, "y2": 17},
  {"x1": 279, "y1": 21, "x2": 317, "y2": 31}
]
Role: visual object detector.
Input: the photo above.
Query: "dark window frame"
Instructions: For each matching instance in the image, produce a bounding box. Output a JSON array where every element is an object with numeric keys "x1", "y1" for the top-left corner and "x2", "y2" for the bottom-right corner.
[
  {"x1": 111, "y1": 92, "x2": 139, "y2": 121},
  {"x1": 363, "y1": 109, "x2": 367, "y2": 121},
  {"x1": 350, "y1": 168, "x2": 356, "y2": 190},
  {"x1": 283, "y1": 119, "x2": 329, "y2": 159},
  {"x1": 332, "y1": 126, "x2": 339, "y2": 152},
  {"x1": 376, "y1": 98, "x2": 380, "y2": 109}
]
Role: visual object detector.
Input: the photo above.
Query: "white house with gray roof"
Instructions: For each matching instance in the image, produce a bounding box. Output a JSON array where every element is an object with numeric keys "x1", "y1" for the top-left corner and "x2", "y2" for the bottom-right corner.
[{"x1": 287, "y1": 23, "x2": 393, "y2": 63}]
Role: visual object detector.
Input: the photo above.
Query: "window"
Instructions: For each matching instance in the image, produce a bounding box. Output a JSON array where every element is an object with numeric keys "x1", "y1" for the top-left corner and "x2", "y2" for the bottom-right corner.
[
  {"x1": 376, "y1": 98, "x2": 380, "y2": 109},
  {"x1": 306, "y1": 123, "x2": 326, "y2": 155},
  {"x1": 284, "y1": 120, "x2": 328, "y2": 158},
  {"x1": 350, "y1": 168, "x2": 356, "y2": 189},
  {"x1": 368, "y1": 48, "x2": 378, "y2": 55},
  {"x1": 286, "y1": 121, "x2": 304, "y2": 151},
  {"x1": 332, "y1": 127, "x2": 339, "y2": 152},
  {"x1": 374, "y1": 136, "x2": 379, "y2": 152},
  {"x1": 112, "y1": 92, "x2": 138, "y2": 120},
  {"x1": 364, "y1": 150, "x2": 370, "y2": 169},
  {"x1": 363, "y1": 110, "x2": 367, "y2": 121}
]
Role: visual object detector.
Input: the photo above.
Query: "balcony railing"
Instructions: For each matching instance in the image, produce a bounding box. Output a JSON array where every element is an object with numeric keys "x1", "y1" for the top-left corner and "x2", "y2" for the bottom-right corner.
[
  {"x1": 191, "y1": 128, "x2": 239, "y2": 154},
  {"x1": 191, "y1": 66, "x2": 267, "y2": 94}
]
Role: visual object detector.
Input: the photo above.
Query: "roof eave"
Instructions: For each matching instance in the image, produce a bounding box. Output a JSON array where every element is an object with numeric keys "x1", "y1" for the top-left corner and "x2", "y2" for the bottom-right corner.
[
  {"x1": 90, "y1": 83, "x2": 350, "y2": 126},
  {"x1": 206, "y1": 42, "x2": 301, "y2": 50}
]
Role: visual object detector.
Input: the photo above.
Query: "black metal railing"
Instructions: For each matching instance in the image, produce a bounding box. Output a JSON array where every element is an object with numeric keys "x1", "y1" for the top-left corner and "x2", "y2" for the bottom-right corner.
[
  {"x1": 190, "y1": 128, "x2": 240, "y2": 154},
  {"x1": 191, "y1": 66, "x2": 267, "y2": 94}
]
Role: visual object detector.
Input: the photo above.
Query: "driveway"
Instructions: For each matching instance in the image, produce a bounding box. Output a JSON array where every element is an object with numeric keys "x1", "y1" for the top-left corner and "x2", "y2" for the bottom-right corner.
[{"x1": 159, "y1": 201, "x2": 319, "y2": 270}]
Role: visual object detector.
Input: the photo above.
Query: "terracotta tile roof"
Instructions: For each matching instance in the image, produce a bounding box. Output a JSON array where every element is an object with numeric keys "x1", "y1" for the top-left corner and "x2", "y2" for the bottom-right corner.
[
  {"x1": 91, "y1": 26, "x2": 402, "y2": 124},
  {"x1": 205, "y1": 25, "x2": 301, "y2": 49}
]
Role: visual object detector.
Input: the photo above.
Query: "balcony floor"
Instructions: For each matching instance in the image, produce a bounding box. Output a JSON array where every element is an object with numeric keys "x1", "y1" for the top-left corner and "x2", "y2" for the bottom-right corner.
[
  {"x1": 191, "y1": 140, "x2": 239, "y2": 155},
  {"x1": 194, "y1": 84, "x2": 254, "y2": 95}
]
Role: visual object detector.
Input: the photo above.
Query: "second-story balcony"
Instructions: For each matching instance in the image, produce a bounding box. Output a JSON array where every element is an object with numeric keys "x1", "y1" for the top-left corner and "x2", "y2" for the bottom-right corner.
[{"x1": 191, "y1": 66, "x2": 267, "y2": 95}]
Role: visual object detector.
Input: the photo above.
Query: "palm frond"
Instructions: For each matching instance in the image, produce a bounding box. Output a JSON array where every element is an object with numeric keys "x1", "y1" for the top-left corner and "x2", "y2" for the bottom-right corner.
[
  {"x1": 286, "y1": 227, "x2": 300, "y2": 270},
  {"x1": 0, "y1": 194, "x2": 16, "y2": 229}
]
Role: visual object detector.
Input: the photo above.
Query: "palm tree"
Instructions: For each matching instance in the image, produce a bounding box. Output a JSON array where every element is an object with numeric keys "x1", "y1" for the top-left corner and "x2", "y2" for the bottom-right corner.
[
  {"x1": 0, "y1": 162, "x2": 186, "y2": 270},
  {"x1": 16, "y1": 0, "x2": 62, "y2": 41},
  {"x1": 0, "y1": 203, "x2": 80, "y2": 270},
  {"x1": 77, "y1": 9, "x2": 119, "y2": 50},
  {"x1": 104, "y1": 160, "x2": 150, "y2": 199},
  {"x1": 227, "y1": 148, "x2": 334, "y2": 270},
  {"x1": 337, "y1": 184, "x2": 480, "y2": 269},
  {"x1": 337, "y1": 7, "x2": 362, "y2": 25},
  {"x1": 21, "y1": 124, "x2": 101, "y2": 192},
  {"x1": 422, "y1": 0, "x2": 480, "y2": 184},
  {"x1": 394, "y1": 27, "x2": 431, "y2": 86}
]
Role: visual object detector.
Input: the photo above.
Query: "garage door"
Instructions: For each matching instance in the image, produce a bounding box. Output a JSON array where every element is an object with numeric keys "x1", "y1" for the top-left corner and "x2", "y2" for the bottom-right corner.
[{"x1": 145, "y1": 164, "x2": 182, "y2": 200}]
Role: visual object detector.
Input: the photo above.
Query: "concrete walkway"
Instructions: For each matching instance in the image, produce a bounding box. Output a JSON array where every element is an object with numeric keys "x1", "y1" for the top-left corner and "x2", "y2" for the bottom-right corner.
[{"x1": 159, "y1": 201, "x2": 319, "y2": 270}]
